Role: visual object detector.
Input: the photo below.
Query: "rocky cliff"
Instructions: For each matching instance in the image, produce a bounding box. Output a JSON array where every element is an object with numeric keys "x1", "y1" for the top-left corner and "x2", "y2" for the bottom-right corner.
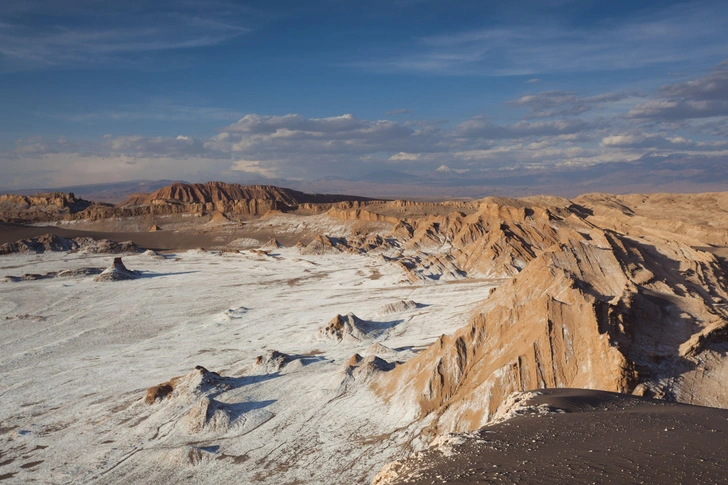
[{"x1": 367, "y1": 193, "x2": 728, "y2": 445}]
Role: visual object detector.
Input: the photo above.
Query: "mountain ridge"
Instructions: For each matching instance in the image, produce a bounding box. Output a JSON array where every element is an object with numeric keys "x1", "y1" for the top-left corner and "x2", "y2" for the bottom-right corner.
[{"x1": 119, "y1": 181, "x2": 376, "y2": 206}]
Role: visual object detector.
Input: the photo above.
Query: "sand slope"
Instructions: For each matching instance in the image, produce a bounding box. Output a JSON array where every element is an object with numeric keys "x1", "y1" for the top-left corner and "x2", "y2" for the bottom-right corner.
[{"x1": 373, "y1": 388, "x2": 728, "y2": 485}]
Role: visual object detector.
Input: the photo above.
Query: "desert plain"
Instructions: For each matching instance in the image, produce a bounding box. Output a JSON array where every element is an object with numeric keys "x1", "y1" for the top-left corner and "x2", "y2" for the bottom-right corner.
[{"x1": 1, "y1": 183, "x2": 728, "y2": 484}]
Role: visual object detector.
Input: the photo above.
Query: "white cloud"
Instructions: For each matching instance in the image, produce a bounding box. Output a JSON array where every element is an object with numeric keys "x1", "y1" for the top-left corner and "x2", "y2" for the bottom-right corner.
[
  {"x1": 508, "y1": 91, "x2": 632, "y2": 118},
  {"x1": 230, "y1": 159, "x2": 279, "y2": 178},
  {"x1": 389, "y1": 152, "x2": 420, "y2": 161},
  {"x1": 208, "y1": 113, "x2": 433, "y2": 158},
  {"x1": 453, "y1": 117, "x2": 599, "y2": 140},
  {"x1": 628, "y1": 61, "x2": 728, "y2": 120},
  {"x1": 104, "y1": 135, "x2": 222, "y2": 158},
  {"x1": 601, "y1": 132, "x2": 727, "y2": 150},
  {"x1": 4, "y1": 99, "x2": 728, "y2": 189}
]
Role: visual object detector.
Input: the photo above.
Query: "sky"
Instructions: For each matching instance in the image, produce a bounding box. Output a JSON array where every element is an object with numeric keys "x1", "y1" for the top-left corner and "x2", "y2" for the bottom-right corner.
[{"x1": 0, "y1": 0, "x2": 727, "y2": 189}]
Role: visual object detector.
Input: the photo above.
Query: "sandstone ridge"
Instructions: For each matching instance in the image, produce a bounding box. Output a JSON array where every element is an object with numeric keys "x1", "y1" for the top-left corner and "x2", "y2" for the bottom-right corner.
[{"x1": 363, "y1": 192, "x2": 728, "y2": 445}]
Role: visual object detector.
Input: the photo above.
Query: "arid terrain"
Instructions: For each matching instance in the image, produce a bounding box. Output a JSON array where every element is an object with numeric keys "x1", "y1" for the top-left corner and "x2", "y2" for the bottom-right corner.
[{"x1": 1, "y1": 182, "x2": 728, "y2": 484}]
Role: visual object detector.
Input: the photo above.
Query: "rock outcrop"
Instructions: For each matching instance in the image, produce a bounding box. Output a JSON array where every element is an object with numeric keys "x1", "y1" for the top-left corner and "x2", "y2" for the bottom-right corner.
[
  {"x1": 374, "y1": 227, "x2": 728, "y2": 439},
  {"x1": 0, "y1": 192, "x2": 102, "y2": 222},
  {"x1": 377, "y1": 300, "x2": 419, "y2": 315},
  {"x1": 5, "y1": 267, "x2": 103, "y2": 282},
  {"x1": 255, "y1": 350, "x2": 292, "y2": 373},
  {"x1": 320, "y1": 313, "x2": 371, "y2": 342},
  {"x1": 94, "y1": 257, "x2": 140, "y2": 281},
  {"x1": 342, "y1": 354, "x2": 396, "y2": 383},
  {"x1": 261, "y1": 238, "x2": 283, "y2": 250},
  {"x1": 0, "y1": 234, "x2": 139, "y2": 255},
  {"x1": 143, "y1": 366, "x2": 273, "y2": 438}
]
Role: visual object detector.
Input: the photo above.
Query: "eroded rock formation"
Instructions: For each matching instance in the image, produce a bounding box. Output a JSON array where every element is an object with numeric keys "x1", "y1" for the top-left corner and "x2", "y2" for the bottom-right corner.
[
  {"x1": 370, "y1": 203, "x2": 728, "y2": 441},
  {"x1": 0, "y1": 234, "x2": 139, "y2": 255}
]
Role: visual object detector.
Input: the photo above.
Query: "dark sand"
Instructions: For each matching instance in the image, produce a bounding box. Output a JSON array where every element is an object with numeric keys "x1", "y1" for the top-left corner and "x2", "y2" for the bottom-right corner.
[
  {"x1": 382, "y1": 389, "x2": 728, "y2": 485},
  {"x1": 0, "y1": 223, "x2": 240, "y2": 251}
]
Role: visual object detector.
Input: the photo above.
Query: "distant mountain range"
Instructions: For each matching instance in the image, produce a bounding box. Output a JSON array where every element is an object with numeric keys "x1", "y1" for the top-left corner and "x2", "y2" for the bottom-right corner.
[
  {"x1": 3, "y1": 153, "x2": 727, "y2": 202},
  {"x1": 2, "y1": 179, "x2": 182, "y2": 203}
]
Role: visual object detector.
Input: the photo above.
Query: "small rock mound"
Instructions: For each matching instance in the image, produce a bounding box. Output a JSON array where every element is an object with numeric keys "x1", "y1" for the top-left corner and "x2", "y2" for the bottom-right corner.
[
  {"x1": 255, "y1": 350, "x2": 292, "y2": 372},
  {"x1": 5, "y1": 267, "x2": 104, "y2": 282},
  {"x1": 342, "y1": 353, "x2": 395, "y2": 383},
  {"x1": 355, "y1": 355, "x2": 395, "y2": 376},
  {"x1": 320, "y1": 313, "x2": 370, "y2": 342},
  {"x1": 143, "y1": 366, "x2": 274, "y2": 437},
  {"x1": 363, "y1": 342, "x2": 402, "y2": 361},
  {"x1": 261, "y1": 238, "x2": 283, "y2": 250},
  {"x1": 206, "y1": 212, "x2": 231, "y2": 225},
  {"x1": 300, "y1": 235, "x2": 349, "y2": 255},
  {"x1": 138, "y1": 249, "x2": 164, "y2": 259},
  {"x1": 75, "y1": 237, "x2": 139, "y2": 254},
  {"x1": 0, "y1": 233, "x2": 76, "y2": 254},
  {"x1": 94, "y1": 257, "x2": 140, "y2": 282},
  {"x1": 224, "y1": 306, "x2": 249, "y2": 319},
  {"x1": 144, "y1": 365, "x2": 225, "y2": 405},
  {"x1": 182, "y1": 396, "x2": 237, "y2": 434},
  {"x1": 60, "y1": 267, "x2": 105, "y2": 277},
  {"x1": 377, "y1": 299, "x2": 419, "y2": 315},
  {"x1": 165, "y1": 445, "x2": 216, "y2": 466},
  {"x1": 5, "y1": 273, "x2": 46, "y2": 282}
]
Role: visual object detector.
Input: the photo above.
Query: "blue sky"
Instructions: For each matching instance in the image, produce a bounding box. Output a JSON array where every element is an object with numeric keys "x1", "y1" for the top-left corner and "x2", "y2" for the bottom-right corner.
[{"x1": 0, "y1": 0, "x2": 727, "y2": 188}]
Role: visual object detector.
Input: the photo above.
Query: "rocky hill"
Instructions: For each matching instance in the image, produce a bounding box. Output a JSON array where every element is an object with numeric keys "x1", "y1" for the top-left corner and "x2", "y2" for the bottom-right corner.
[
  {"x1": 120, "y1": 182, "x2": 374, "y2": 207},
  {"x1": 0, "y1": 192, "x2": 107, "y2": 223},
  {"x1": 0, "y1": 182, "x2": 380, "y2": 223}
]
